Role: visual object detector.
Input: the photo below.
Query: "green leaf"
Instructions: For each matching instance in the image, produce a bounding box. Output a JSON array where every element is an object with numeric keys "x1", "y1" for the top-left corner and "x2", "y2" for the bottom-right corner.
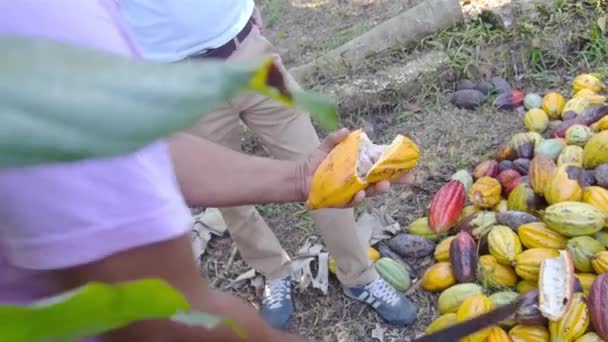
[
  {"x1": 0, "y1": 35, "x2": 338, "y2": 168},
  {"x1": 171, "y1": 311, "x2": 247, "y2": 339},
  {"x1": 0, "y1": 279, "x2": 240, "y2": 342}
]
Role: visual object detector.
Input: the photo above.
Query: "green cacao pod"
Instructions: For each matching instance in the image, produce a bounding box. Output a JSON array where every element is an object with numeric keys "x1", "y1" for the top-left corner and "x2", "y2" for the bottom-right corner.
[
  {"x1": 375, "y1": 257, "x2": 411, "y2": 291},
  {"x1": 438, "y1": 283, "x2": 484, "y2": 314},
  {"x1": 524, "y1": 108, "x2": 549, "y2": 133},
  {"x1": 543, "y1": 201, "x2": 606, "y2": 237},
  {"x1": 451, "y1": 169, "x2": 474, "y2": 194},
  {"x1": 407, "y1": 217, "x2": 440, "y2": 241},
  {"x1": 565, "y1": 124, "x2": 594, "y2": 147},
  {"x1": 567, "y1": 236, "x2": 606, "y2": 273},
  {"x1": 583, "y1": 131, "x2": 608, "y2": 169}
]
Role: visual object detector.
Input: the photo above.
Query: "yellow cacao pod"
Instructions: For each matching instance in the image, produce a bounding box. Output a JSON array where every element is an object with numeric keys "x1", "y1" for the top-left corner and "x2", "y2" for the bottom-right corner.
[
  {"x1": 549, "y1": 293, "x2": 590, "y2": 342},
  {"x1": 591, "y1": 250, "x2": 608, "y2": 274},
  {"x1": 594, "y1": 116, "x2": 608, "y2": 132},
  {"x1": 542, "y1": 92, "x2": 566, "y2": 119},
  {"x1": 469, "y1": 177, "x2": 502, "y2": 209},
  {"x1": 306, "y1": 129, "x2": 419, "y2": 209},
  {"x1": 509, "y1": 324, "x2": 549, "y2": 342},
  {"x1": 459, "y1": 205, "x2": 481, "y2": 224},
  {"x1": 485, "y1": 327, "x2": 512, "y2": 342},
  {"x1": 574, "y1": 332, "x2": 604, "y2": 342},
  {"x1": 567, "y1": 236, "x2": 606, "y2": 273},
  {"x1": 479, "y1": 254, "x2": 518, "y2": 287},
  {"x1": 407, "y1": 216, "x2": 440, "y2": 241},
  {"x1": 557, "y1": 145, "x2": 584, "y2": 168},
  {"x1": 329, "y1": 246, "x2": 380, "y2": 274},
  {"x1": 529, "y1": 154, "x2": 557, "y2": 196},
  {"x1": 544, "y1": 164, "x2": 584, "y2": 205},
  {"x1": 488, "y1": 225, "x2": 523, "y2": 265},
  {"x1": 524, "y1": 108, "x2": 550, "y2": 132},
  {"x1": 574, "y1": 88, "x2": 607, "y2": 104},
  {"x1": 425, "y1": 313, "x2": 458, "y2": 335},
  {"x1": 421, "y1": 261, "x2": 456, "y2": 292},
  {"x1": 575, "y1": 273, "x2": 597, "y2": 296},
  {"x1": 572, "y1": 73, "x2": 604, "y2": 94},
  {"x1": 517, "y1": 279, "x2": 538, "y2": 293},
  {"x1": 494, "y1": 199, "x2": 508, "y2": 213},
  {"x1": 582, "y1": 186, "x2": 608, "y2": 216},
  {"x1": 438, "y1": 283, "x2": 484, "y2": 314},
  {"x1": 562, "y1": 97, "x2": 592, "y2": 119},
  {"x1": 456, "y1": 294, "x2": 495, "y2": 342},
  {"x1": 513, "y1": 248, "x2": 560, "y2": 281},
  {"x1": 583, "y1": 131, "x2": 608, "y2": 170},
  {"x1": 435, "y1": 236, "x2": 455, "y2": 262},
  {"x1": 518, "y1": 222, "x2": 568, "y2": 250}
]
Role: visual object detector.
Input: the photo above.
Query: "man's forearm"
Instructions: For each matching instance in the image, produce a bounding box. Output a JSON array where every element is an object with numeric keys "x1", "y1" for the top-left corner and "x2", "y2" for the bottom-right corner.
[{"x1": 168, "y1": 132, "x2": 305, "y2": 208}]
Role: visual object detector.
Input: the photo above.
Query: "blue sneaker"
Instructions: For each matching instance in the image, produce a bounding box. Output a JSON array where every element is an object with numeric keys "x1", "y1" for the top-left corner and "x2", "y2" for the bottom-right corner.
[
  {"x1": 260, "y1": 276, "x2": 294, "y2": 330},
  {"x1": 343, "y1": 276, "x2": 417, "y2": 326}
]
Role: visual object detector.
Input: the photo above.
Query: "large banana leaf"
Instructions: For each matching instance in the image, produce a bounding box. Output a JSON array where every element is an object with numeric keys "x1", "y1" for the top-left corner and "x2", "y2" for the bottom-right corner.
[
  {"x1": 0, "y1": 35, "x2": 338, "y2": 168},
  {"x1": 0, "y1": 279, "x2": 246, "y2": 342}
]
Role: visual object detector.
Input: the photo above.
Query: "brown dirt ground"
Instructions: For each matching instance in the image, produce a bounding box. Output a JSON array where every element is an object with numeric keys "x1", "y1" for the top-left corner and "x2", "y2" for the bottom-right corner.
[{"x1": 200, "y1": 1, "x2": 607, "y2": 341}]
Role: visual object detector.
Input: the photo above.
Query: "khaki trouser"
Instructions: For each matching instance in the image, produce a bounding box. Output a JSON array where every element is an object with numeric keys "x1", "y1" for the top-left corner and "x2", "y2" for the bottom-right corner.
[{"x1": 184, "y1": 24, "x2": 377, "y2": 287}]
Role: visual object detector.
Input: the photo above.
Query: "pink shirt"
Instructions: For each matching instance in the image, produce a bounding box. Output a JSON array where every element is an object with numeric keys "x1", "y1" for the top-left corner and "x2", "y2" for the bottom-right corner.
[{"x1": 0, "y1": 1, "x2": 193, "y2": 339}]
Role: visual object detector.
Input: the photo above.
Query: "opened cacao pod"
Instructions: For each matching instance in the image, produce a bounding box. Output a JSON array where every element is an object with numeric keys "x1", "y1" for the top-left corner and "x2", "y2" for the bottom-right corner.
[
  {"x1": 508, "y1": 324, "x2": 549, "y2": 342},
  {"x1": 529, "y1": 154, "x2": 556, "y2": 195},
  {"x1": 428, "y1": 180, "x2": 466, "y2": 233},
  {"x1": 450, "y1": 231, "x2": 478, "y2": 283},
  {"x1": 591, "y1": 250, "x2": 608, "y2": 274},
  {"x1": 469, "y1": 176, "x2": 502, "y2": 209},
  {"x1": 538, "y1": 250, "x2": 576, "y2": 321},
  {"x1": 543, "y1": 201, "x2": 606, "y2": 237},
  {"x1": 575, "y1": 273, "x2": 597, "y2": 296},
  {"x1": 513, "y1": 248, "x2": 560, "y2": 281},
  {"x1": 307, "y1": 129, "x2": 419, "y2": 209},
  {"x1": 524, "y1": 108, "x2": 550, "y2": 133},
  {"x1": 438, "y1": 283, "x2": 484, "y2": 314},
  {"x1": 542, "y1": 92, "x2": 566, "y2": 119},
  {"x1": 518, "y1": 222, "x2": 567, "y2": 250},
  {"x1": 479, "y1": 254, "x2": 518, "y2": 287},
  {"x1": 435, "y1": 236, "x2": 455, "y2": 262},
  {"x1": 549, "y1": 293, "x2": 590, "y2": 342},
  {"x1": 456, "y1": 294, "x2": 495, "y2": 342},
  {"x1": 583, "y1": 131, "x2": 608, "y2": 170},
  {"x1": 567, "y1": 236, "x2": 606, "y2": 273},
  {"x1": 544, "y1": 164, "x2": 584, "y2": 205},
  {"x1": 421, "y1": 261, "x2": 456, "y2": 292},
  {"x1": 588, "y1": 273, "x2": 608, "y2": 341},
  {"x1": 557, "y1": 145, "x2": 584, "y2": 167},
  {"x1": 582, "y1": 186, "x2": 608, "y2": 216}
]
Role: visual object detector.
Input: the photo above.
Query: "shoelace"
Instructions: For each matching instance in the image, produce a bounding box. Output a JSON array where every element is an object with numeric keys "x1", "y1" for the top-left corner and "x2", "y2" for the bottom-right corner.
[
  {"x1": 365, "y1": 278, "x2": 401, "y2": 306},
  {"x1": 262, "y1": 278, "x2": 291, "y2": 310}
]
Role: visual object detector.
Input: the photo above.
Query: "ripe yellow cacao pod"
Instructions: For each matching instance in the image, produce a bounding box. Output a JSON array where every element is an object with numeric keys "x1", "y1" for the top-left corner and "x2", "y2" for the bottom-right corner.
[
  {"x1": 494, "y1": 199, "x2": 508, "y2": 213},
  {"x1": 306, "y1": 129, "x2": 419, "y2": 209},
  {"x1": 407, "y1": 216, "x2": 440, "y2": 241},
  {"x1": 575, "y1": 273, "x2": 597, "y2": 296},
  {"x1": 592, "y1": 250, "x2": 608, "y2": 274},
  {"x1": 544, "y1": 164, "x2": 584, "y2": 205},
  {"x1": 425, "y1": 313, "x2": 458, "y2": 334},
  {"x1": 485, "y1": 327, "x2": 511, "y2": 342},
  {"x1": 518, "y1": 222, "x2": 568, "y2": 250},
  {"x1": 574, "y1": 332, "x2": 604, "y2": 342},
  {"x1": 509, "y1": 324, "x2": 549, "y2": 342},
  {"x1": 549, "y1": 293, "x2": 590, "y2": 342},
  {"x1": 420, "y1": 261, "x2": 456, "y2": 292},
  {"x1": 479, "y1": 254, "x2": 518, "y2": 287},
  {"x1": 582, "y1": 186, "x2": 608, "y2": 216},
  {"x1": 513, "y1": 248, "x2": 560, "y2": 281},
  {"x1": 574, "y1": 88, "x2": 607, "y2": 104},
  {"x1": 562, "y1": 97, "x2": 592, "y2": 119},
  {"x1": 542, "y1": 92, "x2": 566, "y2": 119},
  {"x1": 572, "y1": 73, "x2": 604, "y2": 94},
  {"x1": 329, "y1": 246, "x2": 380, "y2": 274},
  {"x1": 594, "y1": 115, "x2": 608, "y2": 132},
  {"x1": 435, "y1": 236, "x2": 455, "y2": 262},
  {"x1": 529, "y1": 154, "x2": 557, "y2": 196},
  {"x1": 524, "y1": 108, "x2": 550, "y2": 132},
  {"x1": 469, "y1": 176, "x2": 502, "y2": 209},
  {"x1": 456, "y1": 294, "x2": 495, "y2": 342},
  {"x1": 557, "y1": 145, "x2": 584, "y2": 167},
  {"x1": 488, "y1": 225, "x2": 523, "y2": 265},
  {"x1": 516, "y1": 279, "x2": 538, "y2": 293},
  {"x1": 438, "y1": 283, "x2": 484, "y2": 314},
  {"x1": 583, "y1": 131, "x2": 608, "y2": 170}
]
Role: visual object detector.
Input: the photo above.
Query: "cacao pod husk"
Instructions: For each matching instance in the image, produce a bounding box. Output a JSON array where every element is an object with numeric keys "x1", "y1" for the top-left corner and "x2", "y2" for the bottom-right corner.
[
  {"x1": 563, "y1": 96, "x2": 593, "y2": 119},
  {"x1": 529, "y1": 154, "x2": 557, "y2": 195},
  {"x1": 567, "y1": 236, "x2": 606, "y2": 273},
  {"x1": 388, "y1": 233, "x2": 435, "y2": 258},
  {"x1": 544, "y1": 164, "x2": 584, "y2": 205},
  {"x1": 574, "y1": 332, "x2": 604, "y2": 342},
  {"x1": 575, "y1": 273, "x2": 597, "y2": 296},
  {"x1": 565, "y1": 124, "x2": 594, "y2": 147},
  {"x1": 543, "y1": 201, "x2": 606, "y2": 237},
  {"x1": 407, "y1": 217, "x2": 440, "y2": 241},
  {"x1": 588, "y1": 273, "x2": 608, "y2": 341},
  {"x1": 517, "y1": 279, "x2": 538, "y2": 294},
  {"x1": 538, "y1": 250, "x2": 576, "y2": 321},
  {"x1": 552, "y1": 105, "x2": 608, "y2": 138},
  {"x1": 497, "y1": 169, "x2": 521, "y2": 196},
  {"x1": 420, "y1": 261, "x2": 456, "y2": 292},
  {"x1": 594, "y1": 229, "x2": 608, "y2": 248},
  {"x1": 494, "y1": 199, "x2": 508, "y2": 213},
  {"x1": 450, "y1": 231, "x2": 478, "y2": 283},
  {"x1": 494, "y1": 89, "x2": 524, "y2": 110},
  {"x1": 485, "y1": 327, "x2": 512, "y2": 342},
  {"x1": 515, "y1": 290, "x2": 548, "y2": 326},
  {"x1": 510, "y1": 132, "x2": 541, "y2": 159},
  {"x1": 507, "y1": 183, "x2": 545, "y2": 214},
  {"x1": 451, "y1": 169, "x2": 474, "y2": 194},
  {"x1": 524, "y1": 93, "x2": 543, "y2": 109},
  {"x1": 572, "y1": 73, "x2": 604, "y2": 93},
  {"x1": 458, "y1": 211, "x2": 497, "y2": 238},
  {"x1": 469, "y1": 176, "x2": 502, "y2": 209},
  {"x1": 579, "y1": 170, "x2": 597, "y2": 188},
  {"x1": 548, "y1": 293, "x2": 590, "y2": 342},
  {"x1": 518, "y1": 222, "x2": 568, "y2": 250},
  {"x1": 499, "y1": 160, "x2": 514, "y2": 171},
  {"x1": 450, "y1": 89, "x2": 487, "y2": 109},
  {"x1": 458, "y1": 205, "x2": 481, "y2": 224},
  {"x1": 582, "y1": 186, "x2": 608, "y2": 217},
  {"x1": 375, "y1": 257, "x2": 411, "y2": 291},
  {"x1": 496, "y1": 143, "x2": 516, "y2": 162},
  {"x1": 428, "y1": 180, "x2": 466, "y2": 233},
  {"x1": 524, "y1": 108, "x2": 550, "y2": 133}
]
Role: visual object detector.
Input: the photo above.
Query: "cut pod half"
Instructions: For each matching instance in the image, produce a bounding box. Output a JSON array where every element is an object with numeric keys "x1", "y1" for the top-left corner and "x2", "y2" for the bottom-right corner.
[
  {"x1": 306, "y1": 129, "x2": 420, "y2": 210},
  {"x1": 538, "y1": 249, "x2": 575, "y2": 321}
]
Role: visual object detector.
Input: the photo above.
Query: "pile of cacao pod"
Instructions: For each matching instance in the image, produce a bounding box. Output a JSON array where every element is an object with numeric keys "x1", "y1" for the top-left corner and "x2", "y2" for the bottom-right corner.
[{"x1": 413, "y1": 73, "x2": 608, "y2": 341}]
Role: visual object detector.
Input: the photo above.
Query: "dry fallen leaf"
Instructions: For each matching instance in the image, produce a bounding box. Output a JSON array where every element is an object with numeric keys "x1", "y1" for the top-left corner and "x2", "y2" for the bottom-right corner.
[{"x1": 371, "y1": 323, "x2": 386, "y2": 341}]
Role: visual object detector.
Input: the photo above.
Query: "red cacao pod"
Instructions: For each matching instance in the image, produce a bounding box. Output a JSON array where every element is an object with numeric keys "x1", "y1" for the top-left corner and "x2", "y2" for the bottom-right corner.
[
  {"x1": 588, "y1": 273, "x2": 608, "y2": 341},
  {"x1": 474, "y1": 160, "x2": 500, "y2": 179},
  {"x1": 494, "y1": 89, "x2": 524, "y2": 110},
  {"x1": 428, "y1": 180, "x2": 466, "y2": 234},
  {"x1": 497, "y1": 169, "x2": 521, "y2": 196},
  {"x1": 505, "y1": 176, "x2": 524, "y2": 196},
  {"x1": 449, "y1": 231, "x2": 478, "y2": 283}
]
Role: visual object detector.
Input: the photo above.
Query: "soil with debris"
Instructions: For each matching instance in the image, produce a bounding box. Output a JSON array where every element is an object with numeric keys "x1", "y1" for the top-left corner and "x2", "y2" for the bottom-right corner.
[{"x1": 199, "y1": 0, "x2": 607, "y2": 341}]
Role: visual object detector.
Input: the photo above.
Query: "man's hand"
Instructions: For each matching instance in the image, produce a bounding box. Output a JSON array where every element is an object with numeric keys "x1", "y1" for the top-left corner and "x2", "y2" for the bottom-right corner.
[{"x1": 296, "y1": 128, "x2": 417, "y2": 208}]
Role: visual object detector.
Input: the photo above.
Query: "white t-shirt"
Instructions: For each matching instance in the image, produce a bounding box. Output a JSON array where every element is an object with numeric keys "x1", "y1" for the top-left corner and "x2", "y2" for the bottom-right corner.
[{"x1": 118, "y1": 0, "x2": 255, "y2": 62}]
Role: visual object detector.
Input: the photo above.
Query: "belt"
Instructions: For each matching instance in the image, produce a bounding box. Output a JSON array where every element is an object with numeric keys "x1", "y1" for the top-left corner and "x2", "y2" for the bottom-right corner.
[{"x1": 190, "y1": 17, "x2": 254, "y2": 60}]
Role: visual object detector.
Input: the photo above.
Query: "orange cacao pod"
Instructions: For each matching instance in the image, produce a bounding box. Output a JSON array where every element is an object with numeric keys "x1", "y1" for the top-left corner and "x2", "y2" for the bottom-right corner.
[
  {"x1": 420, "y1": 262, "x2": 456, "y2": 292},
  {"x1": 469, "y1": 176, "x2": 502, "y2": 209}
]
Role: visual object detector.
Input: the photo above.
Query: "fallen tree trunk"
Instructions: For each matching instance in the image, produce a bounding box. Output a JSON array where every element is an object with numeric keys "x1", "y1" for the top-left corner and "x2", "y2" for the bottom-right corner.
[{"x1": 289, "y1": 0, "x2": 464, "y2": 85}]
